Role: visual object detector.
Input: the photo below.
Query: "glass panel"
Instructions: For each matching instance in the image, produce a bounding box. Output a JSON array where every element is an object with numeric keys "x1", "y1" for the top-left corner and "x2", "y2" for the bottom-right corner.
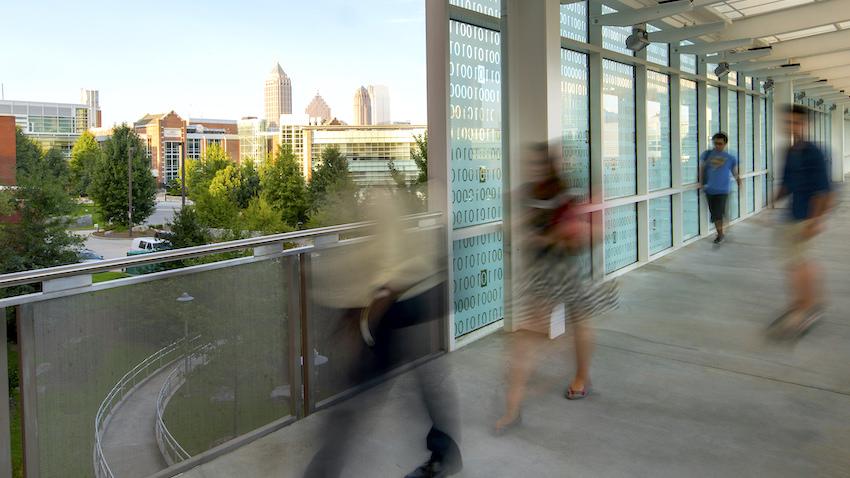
[
  {"x1": 602, "y1": 5, "x2": 634, "y2": 56},
  {"x1": 646, "y1": 24, "x2": 668, "y2": 66},
  {"x1": 762, "y1": 174, "x2": 769, "y2": 207},
  {"x1": 605, "y1": 204, "x2": 638, "y2": 273},
  {"x1": 707, "y1": 86, "x2": 720, "y2": 144},
  {"x1": 452, "y1": 231, "x2": 504, "y2": 338},
  {"x1": 745, "y1": 76, "x2": 753, "y2": 90},
  {"x1": 728, "y1": 70, "x2": 738, "y2": 85},
  {"x1": 680, "y1": 79, "x2": 699, "y2": 185},
  {"x1": 449, "y1": 21, "x2": 503, "y2": 229},
  {"x1": 648, "y1": 71, "x2": 671, "y2": 191},
  {"x1": 681, "y1": 53, "x2": 697, "y2": 74},
  {"x1": 747, "y1": 177, "x2": 755, "y2": 213},
  {"x1": 746, "y1": 95, "x2": 755, "y2": 171},
  {"x1": 450, "y1": 0, "x2": 500, "y2": 17},
  {"x1": 759, "y1": 96, "x2": 767, "y2": 171},
  {"x1": 707, "y1": 62, "x2": 718, "y2": 81},
  {"x1": 561, "y1": 49, "x2": 590, "y2": 202},
  {"x1": 727, "y1": 90, "x2": 739, "y2": 157},
  {"x1": 20, "y1": 258, "x2": 295, "y2": 477},
  {"x1": 682, "y1": 189, "x2": 700, "y2": 240},
  {"x1": 649, "y1": 196, "x2": 673, "y2": 255},
  {"x1": 729, "y1": 179, "x2": 740, "y2": 220},
  {"x1": 560, "y1": 1, "x2": 587, "y2": 42},
  {"x1": 602, "y1": 59, "x2": 636, "y2": 199}
]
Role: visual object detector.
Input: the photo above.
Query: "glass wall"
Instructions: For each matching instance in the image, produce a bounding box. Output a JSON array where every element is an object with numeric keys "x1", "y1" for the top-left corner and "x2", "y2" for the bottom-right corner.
[
  {"x1": 560, "y1": 0, "x2": 587, "y2": 42},
  {"x1": 602, "y1": 59, "x2": 636, "y2": 199},
  {"x1": 646, "y1": 24, "x2": 668, "y2": 66},
  {"x1": 680, "y1": 79, "x2": 698, "y2": 185},
  {"x1": 707, "y1": 86, "x2": 720, "y2": 142},
  {"x1": 605, "y1": 204, "x2": 638, "y2": 273},
  {"x1": 682, "y1": 189, "x2": 700, "y2": 240},
  {"x1": 729, "y1": 179, "x2": 740, "y2": 220},
  {"x1": 747, "y1": 177, "x2": 755, "y2": 214},
  {"x1": 647, "y1": 71, "x2": 671, "y2": 191},
  {"x1": 561, "y1": 49, "x2": 590, "y2": 201},
  {"x1": 601, "y1": 5, "x2": 634, "y2": 56},
  {"x1": 649, "y1": 196, "x2": 673, "y2": 255},
  {"x1": 727, "y1": 92, "x2": 739, "y2": 157},
  {"x1": 746, "y1": 95, "x2": 755, "y2": 172},
  {"x1": 759, "y1": 97, "x2": 767, "y2": 171}
]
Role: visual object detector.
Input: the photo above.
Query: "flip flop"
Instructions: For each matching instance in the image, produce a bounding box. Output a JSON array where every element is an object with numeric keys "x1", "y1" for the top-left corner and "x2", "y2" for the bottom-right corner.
[{"x1": 565, "y1": 385, "x2": 591, "y2": 400}]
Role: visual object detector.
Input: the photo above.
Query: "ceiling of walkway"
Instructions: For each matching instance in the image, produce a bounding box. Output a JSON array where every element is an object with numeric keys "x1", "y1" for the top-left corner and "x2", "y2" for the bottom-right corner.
[{"x1": 611, "y1": 0, "x2": 850, "y2": 104}]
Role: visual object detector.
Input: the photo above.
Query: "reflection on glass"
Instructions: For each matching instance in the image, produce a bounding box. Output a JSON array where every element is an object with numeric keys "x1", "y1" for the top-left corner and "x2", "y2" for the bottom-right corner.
[
  {"x1": 681, "y1": 79, "x2": 698, "y2": 185},
  {"x1": 707, "y1": 85, "x2": 720, "y2": 143},
  {"x1": 602, "y1": 5, "x2": 634, "y2": 56},
  {"x1": 449, "y1": 0, "x2": 500, "y2": 17},
  {"x1": 561, "y1": 49, "x2": 590, "y2": 202},
  {"x1": 729, "y1": 178, "x2": 740, "y2": 220},
  {"x1": 746, "y1": 95, "x2": 755, "y2": 171},
  {"x1": 649, "y1": 196, "x2": 673, "y2": 255},
  {"x1": 605, "y1": 204, "x2": 638, "y2": 273},
  {"x1": 646, "y1": 24, "x2": 668, "y2": 66},
  {"x1": 682, "y1": 189, "x2": 699, "y2": 240},
  {"x1": 648, "y1": 71, "x2": 671, "y2": 190},
  {"x1": 449, "y1": 20, "x2": 502, "y2": 229},
  {"x1": 602, "y1": 59, "x2": 636, "y2": 199},
  {"x1": 728, "y1": 91, "x2": 739, "y2": 157},
  {"x1": 560, "y1": 1, "x2": 587, "y2": 42}
]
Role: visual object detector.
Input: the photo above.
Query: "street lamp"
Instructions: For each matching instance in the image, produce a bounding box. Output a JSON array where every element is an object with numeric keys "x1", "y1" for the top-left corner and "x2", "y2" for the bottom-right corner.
[
  {"x1": 128, "y1": 146, "x2": 135, "y2": 238},
  {"x1": 177, "y1": 292, "x2": 195, "y2": 373}
]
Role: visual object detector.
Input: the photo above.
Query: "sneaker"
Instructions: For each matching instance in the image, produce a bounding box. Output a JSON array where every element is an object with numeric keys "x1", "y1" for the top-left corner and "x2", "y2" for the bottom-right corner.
[
  {"x1": 405, "y1": 459, "x2": 462, "y2": 478},
  {"x1": 713, "y1": 234, "x2": 725, "y2": 244}
]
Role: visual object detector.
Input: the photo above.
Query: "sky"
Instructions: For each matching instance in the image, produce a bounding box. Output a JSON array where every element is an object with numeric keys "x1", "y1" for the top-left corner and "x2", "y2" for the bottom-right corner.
[{"x1": 0, "y1": 0, "x2": 427, "y2": 126}]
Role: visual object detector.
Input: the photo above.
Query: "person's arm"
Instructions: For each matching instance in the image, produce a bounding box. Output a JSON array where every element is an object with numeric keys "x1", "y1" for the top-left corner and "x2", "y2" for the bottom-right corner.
[{"x1": 733, "y1": 162, "x2": 742, "y2": 189}]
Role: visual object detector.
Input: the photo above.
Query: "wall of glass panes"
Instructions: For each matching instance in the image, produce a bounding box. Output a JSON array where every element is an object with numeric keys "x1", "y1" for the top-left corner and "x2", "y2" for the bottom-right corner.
[{"x1": 441, "y1": 0, "x2": 778, "y2": 343}]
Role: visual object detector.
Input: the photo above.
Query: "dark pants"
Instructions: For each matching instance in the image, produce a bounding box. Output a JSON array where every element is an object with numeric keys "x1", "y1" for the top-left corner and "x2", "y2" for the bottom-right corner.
[
  {"x1": 303, "y1": 285, "x2": 460, "y2": 477},
  {"x1": 706, "y1": 193, "x2": 728, "y2": 223}
]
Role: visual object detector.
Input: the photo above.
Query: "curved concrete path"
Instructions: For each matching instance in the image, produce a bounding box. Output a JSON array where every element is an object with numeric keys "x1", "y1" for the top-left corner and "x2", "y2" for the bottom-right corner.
[{"x1": 100, "y1": 363, "x2": 177, "y2": 478}]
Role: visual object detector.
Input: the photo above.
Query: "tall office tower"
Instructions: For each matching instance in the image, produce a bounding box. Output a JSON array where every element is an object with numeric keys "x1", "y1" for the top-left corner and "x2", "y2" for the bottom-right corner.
[
  {"x1": 264, "y1": 62, "x2": 292, "y2": 129},
  {"x1": 352, "y1": 86, "x2": 372, "y2": 126},
  {"x1": 367, "y1": 85, "x2": 391, "y2": 125},
  {"x1": 305, "y1": 92, "x2": 332, "y2": 123},
  {"x1": 80, "y1": 89, "x2": 101, "y2": 128}
]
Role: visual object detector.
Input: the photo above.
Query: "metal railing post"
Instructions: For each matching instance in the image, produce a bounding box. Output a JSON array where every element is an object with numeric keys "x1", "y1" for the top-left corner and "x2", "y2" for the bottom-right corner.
[
  {"x1": 0, "y1": 307, "x2": 11, "y2": 478},
  {"x1": 286, "y1": 256, "x2": 305, "y2": 420}
]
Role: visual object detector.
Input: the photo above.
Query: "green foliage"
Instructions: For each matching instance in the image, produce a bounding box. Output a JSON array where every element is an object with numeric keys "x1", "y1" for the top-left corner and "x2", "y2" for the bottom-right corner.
[
  {"x1": 169, "y1": 205, "x2": 211, "y2": 248},
  {"x1": 69, "y1": 131, "x2": 102, "y2": 196},
  {"x1": 308, "y1": 146, "x2": 354, "y2": 211},
  {"x1": 237, "y1": 160, "x2": 261, "y2": 209},
  {"x1": 387, "y1": 133, "x2": 429, "y2": 213},
  {"x1": 261, "y1": 146, "x2": 308, "y2": 228},
  {"x1": 186, "y1": 144, "x2": 230, "y2": 201},
  {"x1": 240, "y1": 198, "x2": 292, "y2": 234},
  {"x1": 194, "y1": 191, "x2": 239, "y2": 230},
  {"x1": 89, "y1": 124, "x2": 157, "y2": 227},
  {"x1": 165, "y1": 178, "x2": 184, "y2": 197}
]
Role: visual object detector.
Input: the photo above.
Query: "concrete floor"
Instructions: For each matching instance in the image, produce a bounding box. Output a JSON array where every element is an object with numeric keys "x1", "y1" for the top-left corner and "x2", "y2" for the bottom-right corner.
[{"x1": 178, "y1": 194, "x2": 850, "y2": 478}]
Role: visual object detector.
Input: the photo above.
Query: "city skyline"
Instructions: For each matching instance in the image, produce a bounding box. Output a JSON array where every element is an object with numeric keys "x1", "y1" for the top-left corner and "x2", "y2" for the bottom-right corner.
[{"x1": 0, "y1": 0, "x2": 427, "y2": 127}]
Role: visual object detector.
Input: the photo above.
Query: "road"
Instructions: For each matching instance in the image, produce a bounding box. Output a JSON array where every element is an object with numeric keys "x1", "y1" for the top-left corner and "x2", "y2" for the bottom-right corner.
[{"x1": 82, "y1": 198, "x2": 186, "y2": 259}]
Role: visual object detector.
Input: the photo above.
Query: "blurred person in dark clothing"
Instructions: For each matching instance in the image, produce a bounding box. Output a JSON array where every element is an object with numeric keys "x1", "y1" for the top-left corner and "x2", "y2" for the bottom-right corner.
[
  {"x1": 701, "y1": 132, "x2": 741, "y2": 244},
  {"x1": 304, "y1": 191, "x2": 461, "y2": 478},
  {"x1": 768, "y1": 105, "x2": 834, "y2": 340},
  {"x1": 495, "y1": 144, "x2": 618, "y2": 434}
]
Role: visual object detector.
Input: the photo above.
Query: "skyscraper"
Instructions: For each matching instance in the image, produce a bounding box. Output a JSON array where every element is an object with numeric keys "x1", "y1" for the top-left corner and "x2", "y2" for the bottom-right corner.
[
  {"x1": 305, "y1": 92, "x2": 332, "y2": 123},
  {"x1": 264, "y1": 63, "x2": 292, "y2": 129},
  {"x1": 80, "y1": 89, "x2": 102, "y2": 128},
  {"x1": 352, "y1": 86, "x2": 372, "y2": 126},
  {"x1": 367, "y1": 85, "x2": 391, "y2": 125}
]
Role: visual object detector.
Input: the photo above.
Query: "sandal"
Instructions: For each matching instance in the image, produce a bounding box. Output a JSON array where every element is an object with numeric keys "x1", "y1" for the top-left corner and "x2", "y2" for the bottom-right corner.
[{"x1": 565, "y1": 384, "x2": 591, "y2": 400}]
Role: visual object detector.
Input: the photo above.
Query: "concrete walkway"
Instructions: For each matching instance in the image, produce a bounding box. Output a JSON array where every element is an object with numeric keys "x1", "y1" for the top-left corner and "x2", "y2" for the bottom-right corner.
[
  {"x1": 180, "y1": 192, "x2": 850, "y2": 477},
  {"x1": 101, "y1": 363, "x2": 174, "y2": 477}
]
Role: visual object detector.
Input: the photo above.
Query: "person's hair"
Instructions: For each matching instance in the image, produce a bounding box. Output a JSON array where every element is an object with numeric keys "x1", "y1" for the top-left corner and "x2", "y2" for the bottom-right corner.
[
  {"x1": 712, "y1": 132, "x2": 729, "y2": 143},
  {"x1": 786, "y1": 104, "x2": 809, "y2": 117}
]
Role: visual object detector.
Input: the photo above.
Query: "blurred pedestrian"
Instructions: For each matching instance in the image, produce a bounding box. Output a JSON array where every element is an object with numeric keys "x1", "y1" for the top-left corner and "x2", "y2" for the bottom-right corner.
[
  {"x1": 305, "y1": 190, "x2": 461, "y2": 478},
  {"x1": 768, "y1": 105, "x2": 834, "y2": 340},
  {"x1": 701, "y1": 132, "x2": 741, "y2": 244},
  {"x1": 495, "y1": 144, "x2": 617, "y2": 434}
]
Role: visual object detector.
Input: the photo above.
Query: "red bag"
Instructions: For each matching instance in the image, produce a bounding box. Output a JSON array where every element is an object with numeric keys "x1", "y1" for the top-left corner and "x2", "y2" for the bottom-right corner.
[{"x1": 550, "y1": 198, "x2": 589, "y2": 249}]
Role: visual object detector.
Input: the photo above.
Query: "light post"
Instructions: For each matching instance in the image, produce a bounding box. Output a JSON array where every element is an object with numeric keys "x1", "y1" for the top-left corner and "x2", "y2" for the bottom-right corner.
[
  {"x1": 180, "y1": 140, "x2": 187, "y2": 208},
  {"x1": 176, "y1": 292, "x2": 195, "y2": 374},
  {"x1": 128, "y1": 146, "x2": 135, "y2": 238}
]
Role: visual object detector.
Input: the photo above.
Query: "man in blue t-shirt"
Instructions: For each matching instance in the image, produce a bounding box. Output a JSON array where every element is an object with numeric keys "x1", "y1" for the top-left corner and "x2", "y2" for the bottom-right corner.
[
  {"x1": 768, "y1": 105, "x2": 834, "y2": 340},
  {"x1": 701, "y1": 132, "x2": 741, "y2": 244}
]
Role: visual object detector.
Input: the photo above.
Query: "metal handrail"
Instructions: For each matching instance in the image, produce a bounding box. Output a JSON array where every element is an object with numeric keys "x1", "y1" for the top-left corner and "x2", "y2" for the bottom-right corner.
[
  {"x1": 93, "y1": 338, "x2": 196, "y2": 478},
  {"x1": 0, "y1": 212, "x2": 442, "y2": 289}
]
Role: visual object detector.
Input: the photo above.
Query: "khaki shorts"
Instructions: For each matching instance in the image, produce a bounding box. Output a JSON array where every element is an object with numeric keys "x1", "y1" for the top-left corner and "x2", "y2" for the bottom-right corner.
[{"x1": 783, "y1": 220, "x2": 814, "y2": 265}]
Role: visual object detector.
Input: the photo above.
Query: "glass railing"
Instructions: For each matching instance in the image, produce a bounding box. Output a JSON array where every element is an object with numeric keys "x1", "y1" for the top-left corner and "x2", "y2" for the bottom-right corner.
[{"x1": 0, "y1": 213, "x2": 446, "y2": 478}]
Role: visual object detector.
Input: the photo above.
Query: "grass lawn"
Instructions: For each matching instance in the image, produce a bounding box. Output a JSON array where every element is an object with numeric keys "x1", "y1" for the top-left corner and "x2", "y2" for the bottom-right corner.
[
  {"x1": 71, "y1": 203, "x2": 104, "y2": 227},
  {"x1": 92, "y1": 272, "x2": 132, "y2": 283}
]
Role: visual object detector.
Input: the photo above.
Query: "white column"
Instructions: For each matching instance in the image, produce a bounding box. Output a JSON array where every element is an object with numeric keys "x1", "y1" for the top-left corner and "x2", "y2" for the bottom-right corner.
[
  {"x1": 502, "y1": 0, "x2": 562, "y2": 332},
  {"x1": 772, "y1": 80, "x2": 793, "y2": 194},
  {"x1": 831, "y1": 107, "x2": 845, "y2": 182}
]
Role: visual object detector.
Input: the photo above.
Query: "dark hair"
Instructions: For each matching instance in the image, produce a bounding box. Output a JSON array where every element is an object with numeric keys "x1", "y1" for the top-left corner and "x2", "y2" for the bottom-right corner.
[
  {"x1": 712, "y1": 132, "x2": 729, "y2": 143},
  {"x1": 786, "y1": 104, "x2": 809, "y2": 117}
]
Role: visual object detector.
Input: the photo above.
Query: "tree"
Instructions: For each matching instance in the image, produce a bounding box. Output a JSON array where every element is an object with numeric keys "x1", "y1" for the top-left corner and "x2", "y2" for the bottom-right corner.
[
  {"x1": 69, "y1": 131, "x2": 102, "y2": 196},
  {"x1": 236, "y1": 160, "x2": 261, "y2": 209},
  {"x1": 240, "y1": 198, "x2": 291, "y2": 235},
  {"x1": 90, "y1": 124, "x2": 157, "y2": 228},
  {"x1": 388, "y1": 133, "x2": 429, "y2": 213},
  {"x1": 261, "y1": 146, "x2": 308, "y2": 228},
  {"x1": 308, "y1": 146, "x2": 354, "y2": 211},
  {"x1": 186, "y1": 144, "x2": 230, "y2": 201},
  {"x1": 169, "y1": 206, "x2": 210, "y2": 249},
  {"x1": 0, "y1": 130, "x2": 82, "y2": 278}
]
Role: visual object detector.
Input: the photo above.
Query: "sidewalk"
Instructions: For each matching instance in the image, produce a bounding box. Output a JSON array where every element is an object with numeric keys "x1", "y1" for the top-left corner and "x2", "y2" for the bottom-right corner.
[{"x1": 180, "y1": 194, "x2": 850, "y2": 477}]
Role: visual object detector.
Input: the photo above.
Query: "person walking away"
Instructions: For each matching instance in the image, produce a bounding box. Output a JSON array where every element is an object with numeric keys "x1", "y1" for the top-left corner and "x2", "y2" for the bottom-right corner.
[
  {"x1": 768, "y1": 105, "x2": 834, "y2": 340},
  {"x1": 701, "y1": 132, "x2": 741, "y2": 244}
]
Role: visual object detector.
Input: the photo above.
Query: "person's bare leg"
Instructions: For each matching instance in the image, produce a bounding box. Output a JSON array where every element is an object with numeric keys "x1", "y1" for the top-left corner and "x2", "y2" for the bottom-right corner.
[
  {"x1": 496, "y1": 328, "x2": 540, "y2": 429},
  {"x1": 715, "y1": 220, "x2": 724, "y2": 239},
  {"x1": 569, "y1": 318, "x2": 594, "y2": 392}
]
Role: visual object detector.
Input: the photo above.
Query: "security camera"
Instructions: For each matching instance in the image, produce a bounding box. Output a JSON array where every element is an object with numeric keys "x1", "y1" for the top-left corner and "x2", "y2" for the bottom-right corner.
[
  {"x1": 714, "y1": 62, "x2": 730, "y2": 79},
  {"x1": 829, "y1": 104, "x2": 837, "y2": 111},
  {"x1": 764, "y1": 79, "x2": 774, "y2": 91},
  {"x1": 795, "y1": 91, "x2": 806, "y2": 101},
  {"x1": 625, "y1": 27, "x2": 649, "y2": 52},
  {"x1": 815, "y1": 99, "x2": 824, "y2": 107}
]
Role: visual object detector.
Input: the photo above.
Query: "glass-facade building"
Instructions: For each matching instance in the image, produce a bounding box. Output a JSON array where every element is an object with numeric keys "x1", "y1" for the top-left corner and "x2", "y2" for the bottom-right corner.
[{"x1": 0, "y1": 99, "x2": 93, "y2": 157}]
